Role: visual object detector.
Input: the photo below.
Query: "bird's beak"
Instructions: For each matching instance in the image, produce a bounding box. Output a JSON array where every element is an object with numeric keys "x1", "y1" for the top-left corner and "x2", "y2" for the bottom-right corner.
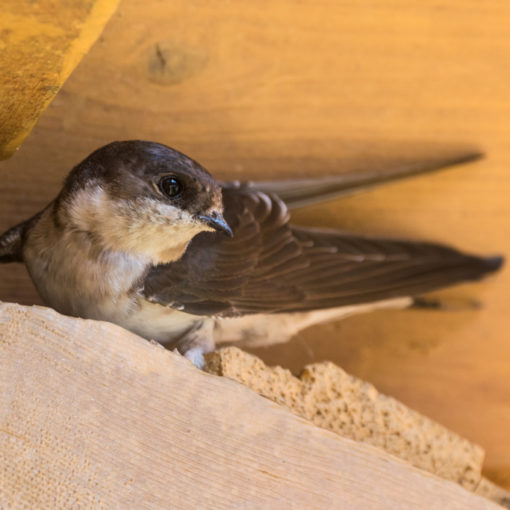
[{"x1": 197, "y1": 212, "x2": 233, "y2": 237}]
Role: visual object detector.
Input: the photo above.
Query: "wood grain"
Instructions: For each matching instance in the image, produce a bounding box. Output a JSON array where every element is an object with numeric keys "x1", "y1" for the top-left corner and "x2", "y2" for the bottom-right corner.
[
  {"x1": 0, "y1": 0, "x2": 508, "y2": 486},
  {"x1": 0, "y1": 0, "x2": 120, "y2": 159},
  {"x1": 0, "y1": 301, "x2": 502, "y2": 509}
]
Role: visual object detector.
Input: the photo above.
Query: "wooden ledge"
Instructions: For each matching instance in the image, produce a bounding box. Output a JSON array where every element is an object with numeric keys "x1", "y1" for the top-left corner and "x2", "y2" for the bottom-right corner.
[
  {"x1": 0, "y1": 301, "x2": 502, "y2": 509},
  {"x1": 0, "y1": 0, "x2": 120, "y2": 159}
]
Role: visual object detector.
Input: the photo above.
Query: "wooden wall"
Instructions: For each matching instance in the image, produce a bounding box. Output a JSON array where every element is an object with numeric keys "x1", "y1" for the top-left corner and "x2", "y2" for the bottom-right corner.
[{"x1": 0, "y1": 0, "x2": 509, "y2": 487}]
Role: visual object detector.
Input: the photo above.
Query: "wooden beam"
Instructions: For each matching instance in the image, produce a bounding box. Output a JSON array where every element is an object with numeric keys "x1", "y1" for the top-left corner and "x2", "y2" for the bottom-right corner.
[
  {"x1": 205, "y1": 347, "x2": 485, "y2": 489},
  {"x1": 0, "y1": 301, "x2": 500, "y2": 509},
  {"x1": 205, "y1": 347, "x2": 510, "y2": 507},
  {"x1": 0, "y1": 0, "x2": 120, "y2": 159}
]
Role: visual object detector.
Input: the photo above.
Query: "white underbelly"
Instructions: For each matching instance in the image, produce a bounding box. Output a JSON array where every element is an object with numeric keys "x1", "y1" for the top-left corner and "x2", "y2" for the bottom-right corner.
[
  {"x1": 116, "y1": 296, "x2": 413, "y2": 348},
  {"x1": 214, "y1": 297, "x2": 413, "y2": 348},
  {"x1": 121, "y1": 300, "x2": 200, "y2": 343}
]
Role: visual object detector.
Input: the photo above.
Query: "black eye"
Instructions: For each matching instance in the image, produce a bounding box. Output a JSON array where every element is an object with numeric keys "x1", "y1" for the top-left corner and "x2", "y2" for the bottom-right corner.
[{"x1": 159, "y1": 176, "x2": 182, "y2": 198}]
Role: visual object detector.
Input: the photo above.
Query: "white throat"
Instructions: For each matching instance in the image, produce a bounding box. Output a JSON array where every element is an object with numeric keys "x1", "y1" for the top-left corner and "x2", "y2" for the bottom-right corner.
[{"x1": 66, "y1": 186, "x2": 208, "y2": 265}]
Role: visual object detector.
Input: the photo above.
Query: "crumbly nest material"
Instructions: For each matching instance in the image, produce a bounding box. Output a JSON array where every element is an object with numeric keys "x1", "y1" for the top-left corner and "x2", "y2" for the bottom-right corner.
[{"x1": 204, "y1": 346, "x2": 483, "y2": 490}]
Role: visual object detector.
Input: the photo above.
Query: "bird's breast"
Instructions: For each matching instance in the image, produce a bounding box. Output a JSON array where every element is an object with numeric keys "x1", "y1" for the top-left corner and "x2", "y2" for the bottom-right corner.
[{"x1": 23, "y1": 208, "x2": 148, "y2": 322}]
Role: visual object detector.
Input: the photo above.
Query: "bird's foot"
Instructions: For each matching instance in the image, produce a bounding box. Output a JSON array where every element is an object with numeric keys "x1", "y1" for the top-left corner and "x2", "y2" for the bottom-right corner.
[
  {"x1": 172, "y1": 319, "x2": 215, "y2": 369},
  {"x1": 183, "y1": 347, "x2": 206, "y2": 369}
]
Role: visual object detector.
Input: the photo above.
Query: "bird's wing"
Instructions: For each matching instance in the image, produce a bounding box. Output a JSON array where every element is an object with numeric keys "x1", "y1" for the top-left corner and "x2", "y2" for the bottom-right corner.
[
  {"x1": 222, "y1": 153, "x2": 482, "y2": 209},
  {"x1": 0, "y1": 221, "x2": 27, "y2": 263},
  {"x1": 0, "y1": 210, "x2": 45, "y2": 263},
  {"x1": 142, "y1": 186, "x2": 502, "y2": 317}
]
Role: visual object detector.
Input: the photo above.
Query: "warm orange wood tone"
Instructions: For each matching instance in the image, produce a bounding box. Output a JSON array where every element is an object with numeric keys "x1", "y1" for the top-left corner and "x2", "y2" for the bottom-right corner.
[
  {"x1": 0, "y1": 0, "x2": 508, "y2": 487},
  {"x1": 0, "y1": 0, "x2": 120, "y2": 159}
]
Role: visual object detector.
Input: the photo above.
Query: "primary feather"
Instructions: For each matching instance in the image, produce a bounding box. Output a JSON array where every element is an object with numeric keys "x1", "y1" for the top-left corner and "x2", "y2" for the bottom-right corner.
[{"x1": 143, "y1": 186, "x2": 502, "y2": 317}]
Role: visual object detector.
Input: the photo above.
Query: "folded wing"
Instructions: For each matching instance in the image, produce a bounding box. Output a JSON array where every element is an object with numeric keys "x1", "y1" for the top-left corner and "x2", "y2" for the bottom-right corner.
[{"x1": 142, "y1": 186, "x2": 502, "y2": 317}]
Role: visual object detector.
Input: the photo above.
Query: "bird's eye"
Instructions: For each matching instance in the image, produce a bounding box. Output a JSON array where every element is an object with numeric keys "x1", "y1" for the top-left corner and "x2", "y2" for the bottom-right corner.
[{"x1": 159, "y1": 176, "x2": 182, "y2": 198}]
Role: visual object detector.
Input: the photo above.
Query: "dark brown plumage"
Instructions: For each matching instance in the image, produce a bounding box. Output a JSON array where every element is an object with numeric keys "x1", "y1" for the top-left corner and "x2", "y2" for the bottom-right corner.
[
  {"x1": 143, "y1": 185, "x2": 502, "y2": 316},
  {"x1": 0, "y1": 141, "x2": 503, "y2": 365}
]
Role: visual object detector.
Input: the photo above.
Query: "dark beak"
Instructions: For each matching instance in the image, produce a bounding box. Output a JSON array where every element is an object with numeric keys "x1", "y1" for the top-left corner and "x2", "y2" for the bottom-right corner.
[{"x1": 197, "y1": 212, "x2": 233, "y2": 237}]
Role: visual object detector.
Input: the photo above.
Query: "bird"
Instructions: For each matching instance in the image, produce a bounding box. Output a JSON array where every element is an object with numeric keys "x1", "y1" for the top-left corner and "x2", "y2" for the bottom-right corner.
[{"x1": 0, "y1": 140, "x2": 503, "y2": 367}]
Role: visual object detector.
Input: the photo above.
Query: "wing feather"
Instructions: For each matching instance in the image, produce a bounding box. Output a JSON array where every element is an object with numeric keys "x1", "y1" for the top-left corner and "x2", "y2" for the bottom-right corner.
[
  {"x1": 142, "y1": 186, "x2": 502, "y2": 316},
  {"x1": 222, "y1": 153, "x2": 483, "y2": 210}
]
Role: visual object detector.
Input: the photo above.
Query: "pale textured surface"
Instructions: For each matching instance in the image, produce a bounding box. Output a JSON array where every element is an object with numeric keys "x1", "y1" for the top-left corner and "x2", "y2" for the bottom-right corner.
[
  {"x1": 206, "y1": 347, "x2": 510, "y2": 507},
  {"x1": 0, "y1": 0, "x2": 508, "y2": 486},
  {"x1": 0, "y1": 301, "x2": 501, "y2": 509},
  {"x1": 0, "y1": 0, "x2": 120, "y2": 158},
  {"x1": 205, "y1": 347, "x2": 484, "y2": 489}
]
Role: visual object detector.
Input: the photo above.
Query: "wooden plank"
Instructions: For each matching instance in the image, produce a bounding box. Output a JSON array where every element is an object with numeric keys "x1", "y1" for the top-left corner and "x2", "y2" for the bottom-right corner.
[
  {"x1": 0, "y1": 0, "x2": 120, "y2": 159},
  {"x1": 205, "y1": 348, "x2": 510, "y2": 506},
  {"x1": 0, "y1": 0, "x2": 508, "y2": 487},
  {"x1": 0, "y1": 301, "x2": 501, "y2": 509},
  {"x1": 204, "y1": 347, "x2": 486, "y2": 490}
]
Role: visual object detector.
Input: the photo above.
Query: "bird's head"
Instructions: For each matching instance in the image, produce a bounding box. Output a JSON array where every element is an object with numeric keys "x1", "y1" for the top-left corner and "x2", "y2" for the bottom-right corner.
[{"x1": 57, "y1": 140, "x2": 232, "y2": 264}]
